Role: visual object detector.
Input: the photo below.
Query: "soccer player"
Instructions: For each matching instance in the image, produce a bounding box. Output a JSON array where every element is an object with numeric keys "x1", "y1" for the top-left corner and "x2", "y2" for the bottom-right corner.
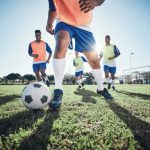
[
  {"x1": 46, "y1": 0, "x2": 113, "y2": 109},
  {"x1": 28, "y1": 30, "x2": 52, "y2": 86},
  {"x1": 99, "y1": 35, "x2": 120, "y2": 90},
  {"x1": 73, "y1": 51, "x2": 87, "y2": 89}
]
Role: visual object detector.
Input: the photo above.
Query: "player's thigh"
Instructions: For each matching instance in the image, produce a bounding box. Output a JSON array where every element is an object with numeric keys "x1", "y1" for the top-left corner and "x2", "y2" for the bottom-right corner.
[
  {"x1": 33, "y1": 64, "x2": 40, "y2": 74},
  {"x1": 54, "y1": 30, "x2": 70, "y2": 58},
  {"x1": 104, "y1": 65, "x2": 109, "y2": 77},
  {"x1": 110, "y1": 67, "x2": 116, "y2": 78},
  {"x1": 83, "y1": 51, "x2": 100, "y2": 68},
  {"x1": 40, "y1": 63, "x2": 46, "y2": 74}
]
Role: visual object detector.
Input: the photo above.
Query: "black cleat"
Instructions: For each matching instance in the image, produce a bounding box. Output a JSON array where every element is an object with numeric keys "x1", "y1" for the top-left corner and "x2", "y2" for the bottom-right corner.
[
  {"x1": 97, "y1": 88, "x2": 113, "y2": 99},
  {"x1": 112, "y1": 86, "x2": 115, "y2": 90},
  {"x1": 49, "y1": 89, "x2": 63, "y2": 109}
]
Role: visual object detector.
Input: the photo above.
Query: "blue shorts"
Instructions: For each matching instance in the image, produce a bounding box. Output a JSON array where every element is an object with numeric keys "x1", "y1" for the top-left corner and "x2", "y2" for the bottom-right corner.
[
  {"x1": 75, "y1": 71, "x2": 83, "y2": 77},
  {"x1": 33, "y1": 63, "x2": 46, "y2": 73},
  {"x1": 104, "y1": 65, "x2": 116, "y2": 74},
  {"x1": 55, "y1": 22, "x2": 96, "y2": 52}
]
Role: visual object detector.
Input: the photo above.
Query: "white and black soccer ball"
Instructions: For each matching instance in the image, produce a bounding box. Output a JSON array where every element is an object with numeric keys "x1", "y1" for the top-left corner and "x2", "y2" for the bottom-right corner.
[{"x1": 21, "y1": 82, "x2": 51, "y2": 109}]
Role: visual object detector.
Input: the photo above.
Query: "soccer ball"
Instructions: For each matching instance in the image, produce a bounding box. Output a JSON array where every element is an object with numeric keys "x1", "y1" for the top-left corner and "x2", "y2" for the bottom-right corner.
[{"x1": 21, "y1": 82, "x2": 51, "y2": 109}]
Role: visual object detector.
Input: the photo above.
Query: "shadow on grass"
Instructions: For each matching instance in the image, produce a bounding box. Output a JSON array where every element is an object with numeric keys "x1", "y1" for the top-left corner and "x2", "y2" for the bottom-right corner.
[
  {"x1": 74, "y1": 88, "x2": 100, "y2": 104},
  {"x1": 17, "y1": 110, "x2": 59, "y2": 150},
  {"x1": 115, "y1": 90, "x2": 150, "y2": 100},
  {"x1": 107, "y1": 101, "x2": 150, "y2": 150},
  {"x1": 0, "y1": 95, "x2": 20, "y2": 106},
  {"x1": 0, "y1": 110, "x2": 44, "y2": 136}
]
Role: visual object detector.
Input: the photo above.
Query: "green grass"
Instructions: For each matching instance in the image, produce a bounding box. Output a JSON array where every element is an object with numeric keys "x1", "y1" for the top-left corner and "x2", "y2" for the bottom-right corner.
[{"x1": 0, "y1": 84, "x2": 150, "y2": 150}]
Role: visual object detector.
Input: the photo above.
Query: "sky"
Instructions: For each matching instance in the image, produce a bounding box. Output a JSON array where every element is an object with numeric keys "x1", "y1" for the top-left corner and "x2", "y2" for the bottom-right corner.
[{"x1": 0, "y1": 0, "x2": 150, "y2": 78}]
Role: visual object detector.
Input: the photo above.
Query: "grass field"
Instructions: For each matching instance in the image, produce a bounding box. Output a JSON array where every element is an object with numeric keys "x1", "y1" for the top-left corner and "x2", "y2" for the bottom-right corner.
[{"x1": 0, "y1": 84, "x2": 150, "y2": 150}]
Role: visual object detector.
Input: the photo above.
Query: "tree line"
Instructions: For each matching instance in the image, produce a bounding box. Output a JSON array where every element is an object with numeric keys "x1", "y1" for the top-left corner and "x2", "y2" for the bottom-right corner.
[{"x1": 0, "y1": 73, "x2": 95, "y2": 85}]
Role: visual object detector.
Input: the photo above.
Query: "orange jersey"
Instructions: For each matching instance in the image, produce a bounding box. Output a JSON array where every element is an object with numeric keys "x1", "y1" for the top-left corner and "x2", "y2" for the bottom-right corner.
[
  {"x1": 30, "y1": 40, "x2": 47, "y2": 62},
  {"x1": 50, "y1": 0, "x2": 92, "y2": 26}
]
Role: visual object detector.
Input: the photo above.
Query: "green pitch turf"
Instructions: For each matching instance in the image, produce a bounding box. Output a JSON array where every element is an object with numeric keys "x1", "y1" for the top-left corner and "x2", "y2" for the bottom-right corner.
[{"x1": 0, "y1": 84, "x2": 150, "y2": 150}]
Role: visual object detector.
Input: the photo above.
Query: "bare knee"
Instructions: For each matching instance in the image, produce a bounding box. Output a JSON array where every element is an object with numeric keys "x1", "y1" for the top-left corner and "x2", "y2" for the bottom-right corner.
[
  {"x1": 54, "y1": 31, "x2": 70, "y2": 59},
  {"x1": 89, "y1": 60, "x2": 100, "y2": 69}
]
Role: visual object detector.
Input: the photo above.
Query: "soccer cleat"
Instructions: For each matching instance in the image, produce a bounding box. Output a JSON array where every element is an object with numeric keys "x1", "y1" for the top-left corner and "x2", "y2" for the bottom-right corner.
[
  {"x1": 41, "y1": 76, "x2": 50, "y2": 87},
  {"x1": 49, "y1": 89, "x2": 63, "y2": 109},
  {"x1": 97, "y1": 88, "x2": 113, "y2": 99},
  {"x1": 112, "y1": 86, "x2": 115, "y2": 90},
  {"x1": 81, "y1": 82, "x2": 84, "y2": 87},
  {"x1": 108, "y1": 83, "x2": 111, "y2": 89},
  {"x1": 45, "y1": 80, "x2": 51, "y2": 87}
]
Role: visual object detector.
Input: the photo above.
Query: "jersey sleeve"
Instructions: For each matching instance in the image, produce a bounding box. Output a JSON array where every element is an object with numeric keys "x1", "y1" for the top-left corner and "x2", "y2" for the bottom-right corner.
[
  {"x1": 81, "y1": 56, "x2": 87, "y2": 62},
  {"x1": 48, "y1": 0, "x2": 56, "y2": 11},
  {"x1": 28, "y1": 43, "x2": 32, "y2": 56},
  {"x1": 45, "y1": 42, "x2": 52, "y2": 54},
  {"x1": 114, "y1": 45, "x2": 120, "y2": 57}
]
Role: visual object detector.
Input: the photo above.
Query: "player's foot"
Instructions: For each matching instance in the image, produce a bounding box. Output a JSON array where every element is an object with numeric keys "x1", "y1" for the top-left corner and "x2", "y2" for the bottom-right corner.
[
  {"x1": 81, "y1": 82, "x2": 84, "y2": 87},
  {"x1": 97, "y1": 88, "x2": 113, "y2": 99},
  {"x1": 45, "y1": 80, "x2": 50, "y2": 87},
  {"x1": 49, "y1": 89, "x2": 63, "y2": 109},
  {"x1": 112, "y1": 86, "x2": 115, "y2": 90},
  {"x1": 108, "y1": 83, "x2": 111, "y2": 89},
  {"x1": 41, "y1": 76, "x2": 50, "y2": 87}
]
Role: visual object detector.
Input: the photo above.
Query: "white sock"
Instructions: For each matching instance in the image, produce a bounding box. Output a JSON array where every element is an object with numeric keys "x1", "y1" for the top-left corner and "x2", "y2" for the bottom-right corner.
[
  {"x1": 80, "y1": 79, "x2": 83, "y2": 84},
  {"x1": 112, "y1": 80, "x2": 115, "y2": 86},
  {"x1": 53, "y1": 58, "x2": 66, "y2": 90},
  {"x1": 43, "y1": 75, "x2": 49, "y2": 81},
  {"x1": 91, "y1": 69, "x2": 104, "y2": 91},
  {"x1": 77, "y1": 80, "x2": 80, "y2": 85},
  {"x1": 105, "y1": 78, "x2": 109, "y2": 84},
  {"x1": 109, "y1": 79, "x2": 112, "y2": 84}
]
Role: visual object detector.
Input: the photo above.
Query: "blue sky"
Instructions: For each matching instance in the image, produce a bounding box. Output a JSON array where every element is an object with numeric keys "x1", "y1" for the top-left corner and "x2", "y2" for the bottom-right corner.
[{"x1": 0, "y1": 0, "x2": 150, "y2": 77}]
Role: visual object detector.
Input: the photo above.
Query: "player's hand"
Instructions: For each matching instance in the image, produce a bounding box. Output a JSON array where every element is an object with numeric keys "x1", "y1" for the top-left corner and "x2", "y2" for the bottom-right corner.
[
  {"x1": 79, "y1": 0, "x2": 105, "y2": 13},
  {"x1": 33, "y1": 54, "x2": 38, "y2": 58},
  {"x1": 108, "y1": 57, "x2": 114, "y2": 60},
  {"x1": 46, "y1": 59, "x2": 50, "y2": 63},
  {"x1": 46, "y1": 24, "x2": 54, "y2": 35}
]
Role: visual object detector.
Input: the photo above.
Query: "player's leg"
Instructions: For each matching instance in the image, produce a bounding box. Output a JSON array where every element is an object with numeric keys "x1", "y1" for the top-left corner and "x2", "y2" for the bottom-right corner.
[
  {"x1": 40, "y1": 63, "x2": 50, "y2": 87},
  {"x1": 74, "y1": 28, "x2": 113, "y2": 99},
  {"x1": 110, "y1": 67, "x2": 116, "y2": 90},
  {"x1": 104, "y1": 65, "x2": 111, "y2": 89},
  {"x1": 75, "y1": 72, "x2": 80, "y2": 87},
  {"x1": 83, "y1": 51, "x2": 113, "y2": 99},
  {"x1": 79, "y1": 72, "x2": 84, "y2": 88},
  {"x1": 49, "y1": 30, "x2": 71, "y2": 109},
  {"x1": 33, "y1": 64, "x2": 42, "y2": 81}
]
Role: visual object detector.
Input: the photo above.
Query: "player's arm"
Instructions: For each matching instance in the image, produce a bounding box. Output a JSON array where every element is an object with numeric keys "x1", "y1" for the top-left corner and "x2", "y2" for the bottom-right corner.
[
  {"x1": 28, "y1": 43, "x2": 38, "y2": 58},
  {"x1": 46, "y1": 0, "x2": 57, "y2": 35},
  {"x1": 108, "y1": 45, "x2": 120, "y2": 60},
  {"x1": 79, "y1": 0, "x2": 105, "y2": 13},
  {"x1": 45, "y1": 42, "x2": 52, "y2": 63},
  {"x1": 114, "y1": 45, "x2": 120, "y2": 58},
  {"x1": 98, "y1": 51, "x2": 103, "y2": 61}
]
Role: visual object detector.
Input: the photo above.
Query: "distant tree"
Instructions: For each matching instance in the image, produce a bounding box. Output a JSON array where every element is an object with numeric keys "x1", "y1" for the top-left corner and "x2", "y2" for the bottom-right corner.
[
  {"x1": 5, "y1": 73, "x2": 21, "y2": 84},
  {"x1": 63, "y1": 75, "x2": 76, "y2": 84},
  {"x1": 23, "y1": 74, "x2": 36, "y2": 83}
]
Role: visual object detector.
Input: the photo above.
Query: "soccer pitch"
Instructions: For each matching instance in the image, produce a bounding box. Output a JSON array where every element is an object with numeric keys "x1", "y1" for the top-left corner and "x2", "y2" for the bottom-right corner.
[{"x1": 0, "y1": 84, "x2": 150, "y2": 150}]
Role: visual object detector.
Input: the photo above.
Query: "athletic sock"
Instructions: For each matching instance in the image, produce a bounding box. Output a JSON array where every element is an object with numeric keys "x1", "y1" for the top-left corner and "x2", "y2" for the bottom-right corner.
[
  {"x1": 53, "y1": 58, "x2": 66, "y2": 90},
  {"x1": 112, "y1": 80, "x2": 115, "y2": 87},
  {"x1": 91, "y1": 69, "x2": 104, "y2": 91}
]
